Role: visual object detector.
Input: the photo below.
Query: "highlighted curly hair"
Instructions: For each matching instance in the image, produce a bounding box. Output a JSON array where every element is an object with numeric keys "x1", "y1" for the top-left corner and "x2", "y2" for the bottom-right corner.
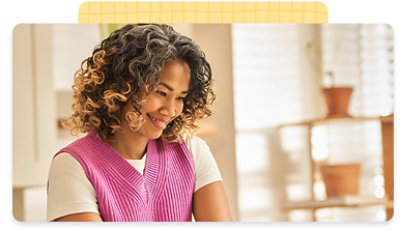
[{"x1": 63, "y1": 24, "x2": 215, "y2": 141}]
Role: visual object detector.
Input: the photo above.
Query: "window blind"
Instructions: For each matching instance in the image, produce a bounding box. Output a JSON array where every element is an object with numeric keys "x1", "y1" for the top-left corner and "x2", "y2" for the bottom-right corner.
[
  {"x1": 232, "y1": 24, "x2": 314, "y2": 221},
  {"x1": 232, "y1": 24, "x2": 393, "y2": 221}
]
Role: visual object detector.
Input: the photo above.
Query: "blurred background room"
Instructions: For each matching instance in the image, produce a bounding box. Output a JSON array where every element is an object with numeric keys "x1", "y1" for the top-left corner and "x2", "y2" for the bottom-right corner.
[{"x1": 13, "y1": 23, "x2": 394, "y2": 222}]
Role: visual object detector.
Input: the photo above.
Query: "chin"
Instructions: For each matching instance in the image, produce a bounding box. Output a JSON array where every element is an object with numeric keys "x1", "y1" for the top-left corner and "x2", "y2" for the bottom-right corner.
[{"x1": 147, "y1": 131, "x2": 164, "y2": 140}]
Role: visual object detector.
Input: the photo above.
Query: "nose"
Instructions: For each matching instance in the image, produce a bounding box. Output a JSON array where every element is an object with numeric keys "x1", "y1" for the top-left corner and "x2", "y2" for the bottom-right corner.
[{"x1": 160, "y1": 98, "x2": 177, "y2": 118}]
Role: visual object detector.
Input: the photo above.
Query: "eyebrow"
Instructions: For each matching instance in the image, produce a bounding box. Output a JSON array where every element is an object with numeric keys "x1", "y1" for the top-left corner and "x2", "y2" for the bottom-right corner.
[{"x1": 159, "y1": 83, "x2": 188, "y2": 94}]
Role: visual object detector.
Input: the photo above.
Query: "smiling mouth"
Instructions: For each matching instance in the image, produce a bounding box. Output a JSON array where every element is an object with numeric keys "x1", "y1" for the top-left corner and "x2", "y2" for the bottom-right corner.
[{"x1": 147, "y1": 114, "x2": 168, "y2": 129}]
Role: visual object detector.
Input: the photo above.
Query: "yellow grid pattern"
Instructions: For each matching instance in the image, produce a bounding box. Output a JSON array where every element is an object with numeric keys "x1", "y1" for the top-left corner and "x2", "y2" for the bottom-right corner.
[{"x1": 78, "y1": 2, "x2": 328, "y2": 23}]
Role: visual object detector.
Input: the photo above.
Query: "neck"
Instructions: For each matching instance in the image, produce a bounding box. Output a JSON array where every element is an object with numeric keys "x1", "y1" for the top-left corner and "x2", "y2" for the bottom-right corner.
[{"x1": 107, "y1": 129, "x2": 149, "y2": 160}]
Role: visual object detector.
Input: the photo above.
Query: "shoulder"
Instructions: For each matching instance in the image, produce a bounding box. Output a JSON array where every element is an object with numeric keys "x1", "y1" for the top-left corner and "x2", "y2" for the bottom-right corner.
[
  {"x1": 182, "y1": 135, "x2": 223, "y2": 192},
  {"x1": 54, "y1": 131, "x2": 103, "y2": 169},
  {"x1": 48, "y1": 152, "x2": 99, "y2": 221},
  {"x1": 183, "y1": 135, "x2": 213, "y2": 164},
  {"x1": 182, "y1": 135, "x2": 217, "y2": 171},
  {"x1": 56, "y1": 131, "x2": 97, "y2": 155},
  {"x1": 184, "y1": 135, "x2": 211, "y2": 154},
  {"x1": 50, "y1": 152, "x2": 88, "y2": 179},
  {"x1": 53, "y1": 151, "x2": 82, "y2": 163}
]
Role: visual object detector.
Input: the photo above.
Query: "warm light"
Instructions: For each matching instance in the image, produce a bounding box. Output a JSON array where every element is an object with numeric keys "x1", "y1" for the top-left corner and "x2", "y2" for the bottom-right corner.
[
  {"x1": 374, "y1": 175, "x2": 384, "y2": 187},
  {"x1": 286, "y1": 184, "x2": 308, "y2": 202},
  {"x1": 375, "y1": 187, "x2": 385, "y2": 199},
  {"x1": 238, "y1": 187, "x2": 272, "y2": 211},
  {"x1": 235, "y1": 133, "x2": 269, "y2": 173},
  {"x1": 376, "y1": 209, "x2": 387, "y2": 221},
  {"x1": 313, "y1": 181, "x2": 327, "y2": 200},
  {"x1": 311, "y1": 126, "x2": 330, "y2": 161}
]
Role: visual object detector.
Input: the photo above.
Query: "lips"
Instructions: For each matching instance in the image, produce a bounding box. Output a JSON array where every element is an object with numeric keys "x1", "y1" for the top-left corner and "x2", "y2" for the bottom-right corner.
[{"x1": 147, "y1": 114, "x2": 169, "y2": 129}]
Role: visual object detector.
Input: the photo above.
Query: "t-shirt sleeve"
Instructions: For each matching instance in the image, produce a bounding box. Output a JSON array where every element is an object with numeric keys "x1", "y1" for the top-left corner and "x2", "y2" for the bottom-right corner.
[
  {"x1": 47, "y1": 152, "x2": 99, "y2": 221},
  {"x1": 187, "y1": 136, "x2": 223, "y2": 192}
]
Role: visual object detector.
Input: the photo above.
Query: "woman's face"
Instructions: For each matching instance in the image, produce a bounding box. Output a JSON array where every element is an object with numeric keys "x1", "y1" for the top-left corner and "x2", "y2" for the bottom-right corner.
[{"x1": 127, "y1": 58, "x2": 191, "y2": 139}]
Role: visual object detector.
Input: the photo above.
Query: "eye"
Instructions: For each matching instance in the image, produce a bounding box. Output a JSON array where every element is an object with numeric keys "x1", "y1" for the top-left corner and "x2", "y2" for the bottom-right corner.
[
  {"x1": 156, "y1": 90, "x2": 166, "y2": 97},
  {"x1": 176, "y1": 96, "x2": 186, "y2": 101}
]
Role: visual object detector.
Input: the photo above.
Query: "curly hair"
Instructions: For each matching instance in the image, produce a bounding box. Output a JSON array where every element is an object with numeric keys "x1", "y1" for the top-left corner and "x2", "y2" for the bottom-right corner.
[{"x1": 63, "y1": 24, "x2": 215, "y2": 141}]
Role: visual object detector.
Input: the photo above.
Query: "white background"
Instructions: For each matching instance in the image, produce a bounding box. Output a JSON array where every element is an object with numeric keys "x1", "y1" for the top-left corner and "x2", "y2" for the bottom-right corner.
[{"x1": 2, "y1": 0, "x2": 404, "y2": 229}]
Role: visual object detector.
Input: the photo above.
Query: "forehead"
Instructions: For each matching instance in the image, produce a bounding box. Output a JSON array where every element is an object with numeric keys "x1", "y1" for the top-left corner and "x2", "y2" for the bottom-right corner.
[{"x1": 159, "y1": 59, "x2": 191, "y2": 90}]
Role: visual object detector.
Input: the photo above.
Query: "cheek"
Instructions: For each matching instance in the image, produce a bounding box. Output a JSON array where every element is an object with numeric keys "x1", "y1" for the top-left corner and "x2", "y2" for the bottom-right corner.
[
  {"x1": 175, "y1": 102, "x2": 184, "y2": 116},
  {"x1": 141, "y1": 95, "x2": 161, "y2": 112}
]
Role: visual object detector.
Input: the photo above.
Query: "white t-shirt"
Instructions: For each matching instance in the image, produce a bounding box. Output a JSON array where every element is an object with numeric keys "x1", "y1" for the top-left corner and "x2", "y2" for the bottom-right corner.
[{"x1": 47, "y1": 136, "x2": 222, "y2": 221}]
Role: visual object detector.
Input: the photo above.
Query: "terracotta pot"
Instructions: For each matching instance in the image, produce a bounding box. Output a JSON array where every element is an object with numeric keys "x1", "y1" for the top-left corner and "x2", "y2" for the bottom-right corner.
[
  {"x1": 320, "y1": 163, "x2": 361, "y2": 197},
  {"x1": 322, "y1": 87, "x2": 353, "y2": 117}
]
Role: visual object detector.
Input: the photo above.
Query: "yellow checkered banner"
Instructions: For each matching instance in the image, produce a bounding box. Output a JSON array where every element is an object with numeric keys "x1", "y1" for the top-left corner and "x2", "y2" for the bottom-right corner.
[{"x1": 78, "y1": 2, "x2": 328, "y2": 23}]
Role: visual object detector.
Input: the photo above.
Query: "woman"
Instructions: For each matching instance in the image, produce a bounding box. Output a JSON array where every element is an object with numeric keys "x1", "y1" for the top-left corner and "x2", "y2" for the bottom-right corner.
[{"x1": 47, "y1": 24, "x2": 232, "y2": 222}]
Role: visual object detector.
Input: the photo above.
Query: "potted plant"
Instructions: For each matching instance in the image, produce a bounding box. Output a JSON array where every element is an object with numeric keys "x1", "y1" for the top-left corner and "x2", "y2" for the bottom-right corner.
[
  {"x1": 306, "y1": 41, "x2": 360, "y2": 198},
  {"x1": 306, "y1": 41, "x2": 353, "y2": 118},
  {"x1": 320, "y1": 162, "x2": 361, "y2": 197}
]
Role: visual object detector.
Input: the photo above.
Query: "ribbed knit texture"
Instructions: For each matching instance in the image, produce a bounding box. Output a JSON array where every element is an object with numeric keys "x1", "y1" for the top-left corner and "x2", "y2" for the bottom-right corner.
[{"x1": 55, "y1": 130, "x2": 195, "y2": 222}]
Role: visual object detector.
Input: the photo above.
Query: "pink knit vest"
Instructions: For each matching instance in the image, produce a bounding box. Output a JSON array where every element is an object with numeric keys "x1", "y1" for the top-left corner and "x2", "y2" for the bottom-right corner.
[{"x1": 55, "y1": 130, "x2": 195, "y2": 222}]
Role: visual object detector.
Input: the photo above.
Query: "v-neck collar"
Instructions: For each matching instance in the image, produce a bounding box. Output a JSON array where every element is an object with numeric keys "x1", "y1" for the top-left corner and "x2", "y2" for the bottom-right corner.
[{"x1": 86, "y1": 130, "x2": 166, "y2": 203}]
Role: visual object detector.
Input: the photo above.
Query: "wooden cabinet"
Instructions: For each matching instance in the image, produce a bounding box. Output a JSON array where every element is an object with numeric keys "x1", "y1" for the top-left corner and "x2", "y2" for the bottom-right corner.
[
  {"x1": 13, "y1": 24, "x2": 57, "y2": 187},
  {"x1": 277, "y1": 115, "x2": 394, "y2": 221},
  {"x1": 381, "y1": 115, "x2": 394, "y2": 220},
  {"x1": 12, "y1": 24, "x2": 57, "y2": 221}
]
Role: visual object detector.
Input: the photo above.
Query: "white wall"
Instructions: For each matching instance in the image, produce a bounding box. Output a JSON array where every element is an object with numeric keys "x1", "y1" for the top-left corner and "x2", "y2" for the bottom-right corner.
[
  {"x1": 187, "y1": 24, "x2": 239, "y2": 220},
  {"x1": 13, "y1": 24, "x2": 57, "y2": 221}
]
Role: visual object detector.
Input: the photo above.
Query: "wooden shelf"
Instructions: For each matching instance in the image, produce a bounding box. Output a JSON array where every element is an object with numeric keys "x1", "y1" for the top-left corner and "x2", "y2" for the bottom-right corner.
[
  {"x1": 277, "y1": 115, "x2": 393, "y2": 129},
  {"x1": 284, "y1": 196, "x2": 393, "y2": 210},
  {"x1": 278, "y1": 114, "x2": 394, "y2": 221}
]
